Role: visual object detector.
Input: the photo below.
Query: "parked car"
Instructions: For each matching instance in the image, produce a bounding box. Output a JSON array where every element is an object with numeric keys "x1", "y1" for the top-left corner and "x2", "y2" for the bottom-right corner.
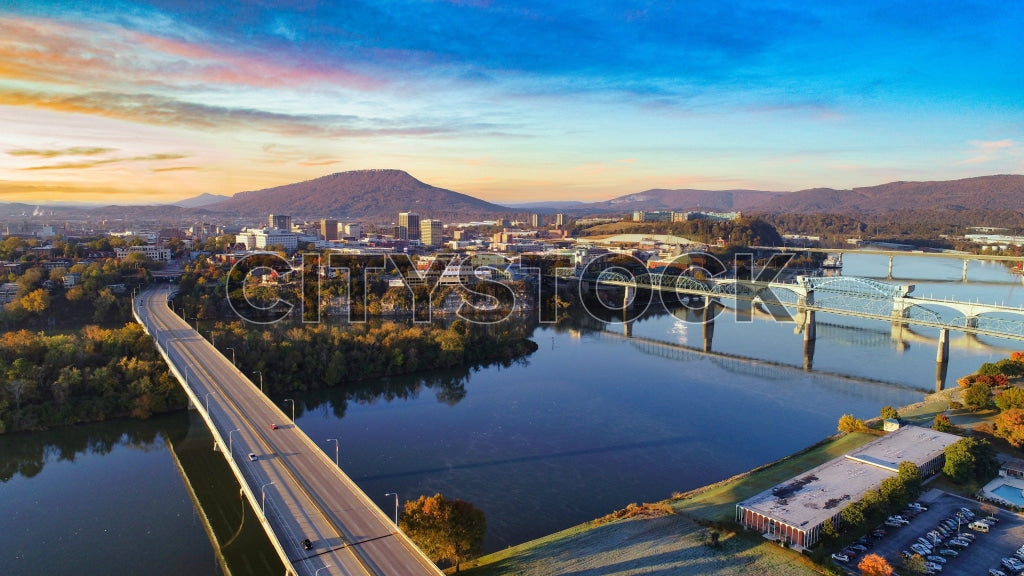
[
  {"x1": 849, "y1": 543, "x2": 867, "y2": 552},
  {"x1": 1002, "y1": 558, "x2": 1024, "y2": 572},
  {"x1": 911, "y1": 543, "x2": 931, "y2": 555},
  {"x1": 924, "y1": 562, "x2": 943, "y2": 572},
  {"x1": 937, "y1": 548, "x2": 958, "y2": 557},
  {"x1": 989, "y1": 569, "x2": 1007, "y2": 576},
  {"x1": 969, "y1": 521, "x2": 989, "y2": 532},
  {"x1": 926, "y1": 555, "x2": 946, "y2": 564},
  {"x1": 831, "y1": 553, "x2": 850, "y2": 563}
]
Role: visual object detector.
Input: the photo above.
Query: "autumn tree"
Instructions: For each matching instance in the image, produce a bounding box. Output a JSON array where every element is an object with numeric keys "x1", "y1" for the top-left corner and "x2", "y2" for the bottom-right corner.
[
  {"x1": 838, "y1": 413, "x2": 866, "y2": 433},
  {"x1": 880, "y1": 406, "x2": 899, "y2": 421},
  {"x1": 995, "y1": 408, "x2": 1024, "y2": 448},
  {"x1": 858, "y1": 553, "x2": 893, "y2": 576},
  {"x1": 400, "y1": 493, "x2": 486, "y2": 573},
  {"x1": 933, "y1": 413, "x2": 955, "y2": 432}
]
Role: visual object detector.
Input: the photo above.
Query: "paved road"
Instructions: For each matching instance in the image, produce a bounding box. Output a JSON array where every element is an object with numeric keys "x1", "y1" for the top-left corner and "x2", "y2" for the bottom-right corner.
[{"x1": 135, "y1": 286, "x2": 442, "y2": 576}]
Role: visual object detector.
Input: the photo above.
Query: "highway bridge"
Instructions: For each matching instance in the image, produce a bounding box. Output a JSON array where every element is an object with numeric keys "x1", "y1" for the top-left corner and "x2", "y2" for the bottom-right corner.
[{"x1": 134, "y1": 285, "x2": 442, "y2": 576}]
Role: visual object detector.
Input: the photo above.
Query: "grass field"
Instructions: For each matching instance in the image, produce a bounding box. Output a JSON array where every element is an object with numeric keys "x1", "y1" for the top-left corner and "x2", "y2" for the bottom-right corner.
[{"x1": 459, "y1": 431, "x2": 880, "y2": 575}]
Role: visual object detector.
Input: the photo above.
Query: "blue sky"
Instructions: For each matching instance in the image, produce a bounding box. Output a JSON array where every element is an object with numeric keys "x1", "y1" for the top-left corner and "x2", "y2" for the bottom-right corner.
[{"x1": 1, "y1": 0, "x2": 1022, "y2": 204}]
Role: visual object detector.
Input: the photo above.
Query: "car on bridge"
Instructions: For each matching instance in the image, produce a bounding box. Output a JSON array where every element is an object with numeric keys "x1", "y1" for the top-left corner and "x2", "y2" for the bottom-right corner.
[
  {"x1": 302, "y1": 538, "x2": 313, "y2": 551},
  {"x1": 270, "y1": 423, "x2": 279, "y2": 430},
  {"x1": 248, "y1": 452, "x2": 258, "y2": 461}
]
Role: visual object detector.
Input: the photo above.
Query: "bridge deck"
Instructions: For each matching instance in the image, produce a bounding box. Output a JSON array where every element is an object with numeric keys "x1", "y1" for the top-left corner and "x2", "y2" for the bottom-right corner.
[{"x1": 134, "y1": 286, "x2": 442, "y2": 576}]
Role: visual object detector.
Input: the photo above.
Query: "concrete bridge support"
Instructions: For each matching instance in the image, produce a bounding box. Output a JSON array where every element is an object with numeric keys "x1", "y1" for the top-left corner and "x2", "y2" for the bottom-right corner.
[
  {"x1": 888, "y1": 255, "x2": 894, "y2": 278},
  {"x1": 803, "y1": 338, "x2": 815, "y2": 371},
  {"x1": 623, "y1": 285, "x2": 635, "y2": 310},
  {"x1": 936, "y1": 328, "x2": 950, "y2": 364},
  {"x1": 702, "y1": 296, "x2": 716, "y2": 352},
  {"x1": 803, "y1": 310, "x2": 816, "y2": 342},
  {"x1": 935, "y1": 362, "x2": 948, "y2": 393},
  {"x1": 962, "y1": 259, "x2": 969, "y2": 282}
]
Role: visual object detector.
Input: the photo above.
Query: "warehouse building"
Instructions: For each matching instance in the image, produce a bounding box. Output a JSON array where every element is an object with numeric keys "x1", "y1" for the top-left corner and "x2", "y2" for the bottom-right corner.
[{"x1": 735, "y1": 426, "x2": 960, "y2": 549}]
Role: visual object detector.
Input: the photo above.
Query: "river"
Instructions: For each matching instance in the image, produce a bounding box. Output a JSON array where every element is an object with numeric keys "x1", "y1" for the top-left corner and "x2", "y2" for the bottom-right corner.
[{"x1": 1, "y1": 253, "x2": 1021, "y2": 575}]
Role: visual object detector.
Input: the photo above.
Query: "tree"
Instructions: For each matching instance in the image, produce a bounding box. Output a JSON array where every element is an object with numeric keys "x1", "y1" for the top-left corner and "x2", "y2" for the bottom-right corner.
[
  {"x1": 902, "y1": 553, "x2": 927, "y2": 574},
  {"x1": 840, "y1": 502, "x2": 865, "y2": 533},
  {"x1": 897, "y1": 462, "x2": 922, "y2": 499},
  {"x1": 944, "y1": 438, "x2": 977, "y2": 483},
  {"x1": 995, "y1": 386, "x2": 1024, "y2": 411},
  {"x1": 400, "y1": 493, "x2": 486, "y2": 573},
  {"x1": 943, "y1": 437, "x2": 998, "y2": 484},
  {"x1": 838, "y1": 413, "x2": 866, "y2": 433},
  {"x1": 995, "y1": 408, "x2": 1024, "y2": 448},
  {"x1": 880, "y1": 405, "x2": 899, "y2": 421},
  {"x1": 820, "y1": 518, "x2": 839, "y2": 546},
  {"x1": 963, "y1": 382, "x2": 992, "y2": 411},
  {"x1": 858, "y1": 553, "x2": 893, "y2": 576},
  {"x1": 932, "y1": 413, "x2": 955, "y2": 432}
]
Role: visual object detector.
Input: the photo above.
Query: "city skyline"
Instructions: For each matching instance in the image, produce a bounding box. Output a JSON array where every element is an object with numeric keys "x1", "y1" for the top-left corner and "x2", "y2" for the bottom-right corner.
[{"x1": 1, "y1": 1, "x2": 1023, "y2": 205}]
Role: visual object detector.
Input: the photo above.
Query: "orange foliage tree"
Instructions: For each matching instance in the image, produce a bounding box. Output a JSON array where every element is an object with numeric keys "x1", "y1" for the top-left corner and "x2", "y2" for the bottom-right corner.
[{"x1": 858, "y1": 553, "x2": 893, "y2": 576}]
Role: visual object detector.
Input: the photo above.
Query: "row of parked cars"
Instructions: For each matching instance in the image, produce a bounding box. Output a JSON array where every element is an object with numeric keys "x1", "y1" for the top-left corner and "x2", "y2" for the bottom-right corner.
[
  {"x1": 829, "y1": 502, "x2": 930, "y2": 565},
  {"x1": 897, "y1": 505, "x2": 1007, "y2": 576},
  {"x1": 989, "y1": 538, "x2": 1024, "y2": 576}
]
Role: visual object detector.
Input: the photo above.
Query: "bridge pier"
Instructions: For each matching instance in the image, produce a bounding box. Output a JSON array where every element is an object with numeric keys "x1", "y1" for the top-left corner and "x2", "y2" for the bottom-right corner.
[
  {"x1": 623, "y1": 285, "x2": 635, "y2": 310},
  {"x1": 936, "y1": 328, "x2": 950, "y2": 364},
  {"x1": 803, "y1": 310, "x2": 816, "y2": 342},
  {"x1": 935, "y1": 362, "x2": 948, "y2": 392},
  {"x1": 888, "y1": 255, "x2": 894, "y2": 278},
  {"x1": 702, "y1": 296, "x2": 716, "y2": 352},
  {"x1": 962, "y1": 259, "x2": 969, "y2": 282},
  {"x1": 624, "y1": 318, "x2": 633, "y2": 338},
  {"x1": 803, "y1": 338, "x2": 815, "y2": 371}
]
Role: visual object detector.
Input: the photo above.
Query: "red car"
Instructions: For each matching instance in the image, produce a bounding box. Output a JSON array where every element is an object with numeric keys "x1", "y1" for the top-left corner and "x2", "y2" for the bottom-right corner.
[{"x1": 270, "y1": 423, "x2": 279, "y2": 430}]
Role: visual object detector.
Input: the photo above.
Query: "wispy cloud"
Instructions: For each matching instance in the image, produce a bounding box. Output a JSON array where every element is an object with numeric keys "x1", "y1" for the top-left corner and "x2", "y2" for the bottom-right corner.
[
  {"x1": 8, "y1": 147, "x2": 117, "y2": 158},
  {"x1": 958, "y1": 139, "x2": 1019, "y2": 165},
  {"x1": 22, "y1": 153, "x2": 187, "y2": 171}
]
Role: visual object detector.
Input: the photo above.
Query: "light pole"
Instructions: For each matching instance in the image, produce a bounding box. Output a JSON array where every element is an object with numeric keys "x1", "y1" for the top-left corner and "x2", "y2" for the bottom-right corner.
[
  {"x1": 204, "y1": 391, "x2": 213, "y2": 413},
  {"x1": 385, "y1": 492, "x2": 399, "y2": 526},
  {"x1": 326, "y1": 438, "x2": 339, "y2": 467},
  {"x1": 284, "y1": 398, "x2": 295, "y2": 422},
  {"x1": 191, "y1": 317, "x2": 199, "y2": 332},
  {"x1": 228, "y1": 428, "x2": 240, "y2": 456},
  {"x1": 225, "y1": 346, "x2": 235, "y2": 366},
  {"x1": 261, "y1": 481, "x2": 275, "y2": 515},
  {"x1": 253, "y1": 369, "x2": 263, "y2": 393},
  {"x1": 315, "y1": 566, "x2": 332, "y2": 576}
]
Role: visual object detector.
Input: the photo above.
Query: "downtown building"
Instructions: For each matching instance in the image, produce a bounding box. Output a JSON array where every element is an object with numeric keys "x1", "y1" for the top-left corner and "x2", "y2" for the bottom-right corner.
[
  {"x1": 398, "y1": 212, "x2": 420, "y2": 242},
  {"x1": 420, "y1": 219, "x2": 443, "y2": 248},
  {"x1": 735, "y1": 425, "x2": 960, "y2": 550}
]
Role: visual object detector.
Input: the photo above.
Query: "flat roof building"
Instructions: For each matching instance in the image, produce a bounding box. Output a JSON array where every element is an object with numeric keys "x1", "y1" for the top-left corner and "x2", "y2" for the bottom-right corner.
[{"x1": 736, "y1": 426, "x2": 960, "y2": 550}]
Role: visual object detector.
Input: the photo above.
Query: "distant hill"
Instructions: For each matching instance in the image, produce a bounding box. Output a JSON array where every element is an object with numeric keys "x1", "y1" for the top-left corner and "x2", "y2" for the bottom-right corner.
[
  {"x1": 752, "y1": 175, "x2": 1024, "y2": 215},
  {"x1": 578, "y1": 188, "x2": 784, "y2": 213},
  {"x1": 207, "y1": 169, "x2": 509, "y2": 220},
  {"x1": 173, "y1": 192, "x2": 230, "y2": 208}
]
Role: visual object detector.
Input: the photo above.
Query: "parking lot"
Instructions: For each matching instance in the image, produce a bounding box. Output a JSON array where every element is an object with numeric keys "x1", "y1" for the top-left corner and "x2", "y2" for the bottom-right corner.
[{"x1": 842, "y1": 490, "x2": 1024, "y2": 575}]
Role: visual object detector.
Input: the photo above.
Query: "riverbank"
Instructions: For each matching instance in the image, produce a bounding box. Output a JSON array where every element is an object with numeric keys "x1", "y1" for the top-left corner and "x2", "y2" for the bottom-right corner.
[{"x1": 460, "y1": 395, "x2": 958, "y2": 575}]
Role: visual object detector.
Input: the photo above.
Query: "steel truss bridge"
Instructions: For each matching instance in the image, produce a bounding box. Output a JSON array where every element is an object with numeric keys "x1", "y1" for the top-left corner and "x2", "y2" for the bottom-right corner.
[{"x1": 595, "y1": 272, "x2": 1024, "y2": 342}]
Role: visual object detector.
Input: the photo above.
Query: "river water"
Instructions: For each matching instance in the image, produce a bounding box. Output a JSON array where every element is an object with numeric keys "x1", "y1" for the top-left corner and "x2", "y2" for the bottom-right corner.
[{"x1": 1, "y1": 253, "x2": 1021, "y2": 575}]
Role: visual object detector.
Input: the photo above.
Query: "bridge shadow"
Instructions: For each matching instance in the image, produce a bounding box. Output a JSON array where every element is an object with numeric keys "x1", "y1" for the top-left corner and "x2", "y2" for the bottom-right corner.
[{"x1": 355, "y1": 435, "x2": 698, "y2": 483}]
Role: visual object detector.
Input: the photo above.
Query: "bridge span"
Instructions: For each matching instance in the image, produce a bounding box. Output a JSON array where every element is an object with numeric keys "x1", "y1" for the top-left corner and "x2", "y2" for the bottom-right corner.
[{"x1": 134, "y1": 286, "x2": 442, "y2": 576}]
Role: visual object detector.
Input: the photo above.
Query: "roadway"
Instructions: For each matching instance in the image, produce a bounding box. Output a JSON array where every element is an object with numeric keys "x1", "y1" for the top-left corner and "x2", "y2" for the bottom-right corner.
[{"x1": 134, "y1": 285, "x2": 442, "y2": 576}]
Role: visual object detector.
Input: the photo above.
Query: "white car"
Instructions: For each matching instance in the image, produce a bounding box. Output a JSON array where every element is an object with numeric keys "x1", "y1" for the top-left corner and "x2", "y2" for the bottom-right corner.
[{"x1": 831, "y1": 553, "x2": 850, "y2": 563}]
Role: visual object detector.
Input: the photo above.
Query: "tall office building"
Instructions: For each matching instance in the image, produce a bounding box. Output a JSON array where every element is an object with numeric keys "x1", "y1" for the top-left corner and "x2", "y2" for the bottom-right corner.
[
  {"x1": 421, "y1": 219, "x2": 443, "y2": 248},
  {"x1": 269, "y1": 214, "x2": 291, "y2": 231},
  {"x1": 530, "y1": 213, "x2": 540, "y2": 228},
  {"x1": 398, "y1": 212, "x2": 420, "y2": 241},
  {"x1": 321, "y1": 218, "x2": 339, "y2": 241},
  {"x1": 555, "y1": 213, "x2": 565, "y2": 227}
]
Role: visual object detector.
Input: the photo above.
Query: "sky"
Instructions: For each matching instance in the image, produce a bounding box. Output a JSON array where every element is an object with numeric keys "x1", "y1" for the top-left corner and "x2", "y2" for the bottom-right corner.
[{"x1": 1, "y1": 0, "x2": 1023, "y2": 205}]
